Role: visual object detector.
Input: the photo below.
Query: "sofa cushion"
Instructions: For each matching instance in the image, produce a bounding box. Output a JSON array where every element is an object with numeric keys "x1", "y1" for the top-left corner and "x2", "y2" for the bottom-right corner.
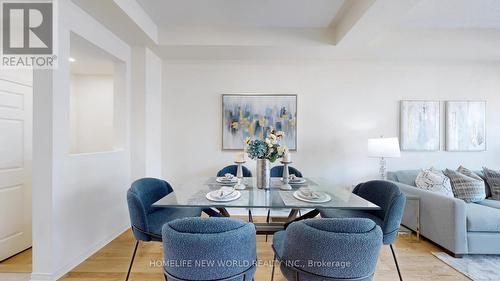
[
  {"x1": 392, "y1": 170, "x2": 420, "y2": 186},
  {"x1": 445, "y1": 168, "x2": 486, "y2": 203},
  {"x1": 482, "y1": 167, "x2": 500, "y2": 200},
  {"x1": 475, "y1": 170, "x2": 492, "y2": 198},
  {"x1": 466, "y1": 203, "x2": 500, "y2": 232},
  {"x1": 415, "y1": 168, "x2": 453, "y2": 197},
  {"x1": 477, "y1": 199, "x2": 500, "y2": 210}
]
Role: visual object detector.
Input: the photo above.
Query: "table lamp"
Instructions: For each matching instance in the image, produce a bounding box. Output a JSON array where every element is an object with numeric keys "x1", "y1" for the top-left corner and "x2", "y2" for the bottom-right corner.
[{"x1": 368, "y1": 137, "x2": 401, "y2": 180}]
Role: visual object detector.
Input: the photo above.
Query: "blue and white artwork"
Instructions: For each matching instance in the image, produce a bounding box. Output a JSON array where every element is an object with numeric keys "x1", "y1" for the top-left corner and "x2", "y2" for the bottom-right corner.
[
  {"x1": 446, "y1": 101, "x2": 486, "y2": 151},
  {"x1": 222, "y1": 94, "x2": 297, "y2": 150},
  {"x1": 400, "y1": 101, "x2": 440, "y2": 151}
]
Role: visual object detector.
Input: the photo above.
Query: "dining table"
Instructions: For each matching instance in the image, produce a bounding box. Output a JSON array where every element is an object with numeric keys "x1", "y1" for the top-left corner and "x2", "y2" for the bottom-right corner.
[{"x1": 153, "y1": 177, "x2": 380, "y2": 234}]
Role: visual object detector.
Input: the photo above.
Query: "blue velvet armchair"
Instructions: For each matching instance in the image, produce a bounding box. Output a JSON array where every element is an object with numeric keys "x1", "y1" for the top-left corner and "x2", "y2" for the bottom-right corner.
[
  {"x1": 217, "y1": 165, "x2": 252, "y2": 177},
  {"x1": 162, "y1": 217, "x2": 257, "y2": 281},
  {"x1": 319, "y1": 180, "x2": 406, "y2": 280},
  {"x1": 272, "y1": 218, "x2": 383, "y2": 281},
  {"x1": 126, "y1": 178, "x2": 202, "y2": 281},
  {"x1": 270, "y1": 165, "x2": 303, "y2": 177}
]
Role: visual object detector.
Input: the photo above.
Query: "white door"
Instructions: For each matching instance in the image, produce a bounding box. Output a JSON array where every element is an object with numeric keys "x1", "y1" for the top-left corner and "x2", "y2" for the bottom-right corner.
[{"x1": 0, "y1": 70, "x2": 32, "y2": 262}]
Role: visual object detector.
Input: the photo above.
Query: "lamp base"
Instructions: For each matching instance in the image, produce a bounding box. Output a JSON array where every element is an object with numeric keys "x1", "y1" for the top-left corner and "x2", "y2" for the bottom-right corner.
[{"x1": 379, "y1": 157, "x2": 387, "y2": 180}]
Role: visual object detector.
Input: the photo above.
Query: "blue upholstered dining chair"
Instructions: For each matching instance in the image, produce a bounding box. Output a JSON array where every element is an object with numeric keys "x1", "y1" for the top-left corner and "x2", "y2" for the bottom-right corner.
[
  {"x1": 270, "y1": 165, "x2": 303, "y2": 178},
  {"x1": 126, "y1": 178, "x2": 202, "y2": 281},
  {"x1": 162, "y1": 217, "x2": 257, "y2": 281},
  {"x1": 319, "y1": 180, "x2": 406, "y2": 281},
  {"x1": 272, "y1": 218, "x2": 383, "y2": 281},
  {"x1": 217, "y1": 164, "x2": 253, "y2": 177}
]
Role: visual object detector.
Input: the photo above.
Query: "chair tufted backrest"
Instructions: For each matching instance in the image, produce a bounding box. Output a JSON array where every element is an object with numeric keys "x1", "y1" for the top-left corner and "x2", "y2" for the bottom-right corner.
[
  {"x1": 353, "y1": 180, "x2": 406, "y2": 244},
  {"x1": 127, "y1": 178, "x2": 173, "y2": 241},
  {"x1": 216, "y1": 165, "x2": 252, "y2": 177},
  {"x1": 270, "y1": 165, "x2": 303, "y2": 177},
  {"x1": 162, "y1": 217, "x2": 256, "y2": 281},
  {"x1": 282, "y1": 218, "x2": 382, "y2": 280}
]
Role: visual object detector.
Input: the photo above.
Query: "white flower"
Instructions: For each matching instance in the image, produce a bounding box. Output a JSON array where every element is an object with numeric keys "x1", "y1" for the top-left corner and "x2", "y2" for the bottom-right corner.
[
  {"x1": 277, "y1": 146, "x2": 285, "y2": 155},
  {"x1": 277, "y1": 145, "x2": 289, "y2": 155},
  {"x1": 265, "y1": 138, "x2": 273, "y2": 147},
  {"x1": 269, "y1": 134, "x2": 278, "y2": 144}
]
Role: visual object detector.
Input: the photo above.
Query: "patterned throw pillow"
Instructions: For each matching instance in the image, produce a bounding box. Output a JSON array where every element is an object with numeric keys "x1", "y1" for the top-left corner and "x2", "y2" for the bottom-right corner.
[
  {"x1": 483, "y1": 167, "x2": 500, "y2": 200},
  {"x1": 444, "y1": 167, "x2": 486, "y2": 203},
  {"x1": 415, "y1": 168, "x2": 453, "y2": 197}
]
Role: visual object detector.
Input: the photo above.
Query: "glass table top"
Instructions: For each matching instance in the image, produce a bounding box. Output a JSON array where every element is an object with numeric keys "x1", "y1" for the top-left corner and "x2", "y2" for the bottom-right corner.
[{"x1": 153, "y1": 177, "x2": 380, "y2": 210}]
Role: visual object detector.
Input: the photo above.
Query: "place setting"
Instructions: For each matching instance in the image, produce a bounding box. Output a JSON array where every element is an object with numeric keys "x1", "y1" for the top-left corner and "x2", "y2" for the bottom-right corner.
[
  {"x1": 215, "y1": 172, "x2": 247, "y2": 189},
  {"x1": 293, "y1": 186, "x2": 331, "y2": 203},
  {"x1": 206, "y1": 185, "x2": 242, "y2": 202},
  {"x1": 280, "y1": 174, "x2": 307, "y2": 186},
  {"x1": 279, "y1": 186, "x2": 332, "y2": 206},
  {"x1": 215, "y1": 173, "x2": 238, "y2": 185}
]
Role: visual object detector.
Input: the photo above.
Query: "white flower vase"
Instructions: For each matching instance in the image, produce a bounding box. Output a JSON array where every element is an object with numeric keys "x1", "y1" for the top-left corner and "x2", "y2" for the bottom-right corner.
[{"x1": 256, "y1": 159, "x2": 270, "y2": 189}]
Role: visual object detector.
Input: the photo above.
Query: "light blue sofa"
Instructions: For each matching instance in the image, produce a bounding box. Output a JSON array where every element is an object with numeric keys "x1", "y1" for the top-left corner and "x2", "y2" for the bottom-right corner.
[{"x1": 387, "y1": 170, "x2": 500, "y2": 257}]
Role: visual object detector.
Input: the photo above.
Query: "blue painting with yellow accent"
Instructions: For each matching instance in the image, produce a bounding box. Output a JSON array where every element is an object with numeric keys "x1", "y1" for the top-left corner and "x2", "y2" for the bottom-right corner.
[{"x1": 222, "y1": 95, "x2": 297, "y2": 150}]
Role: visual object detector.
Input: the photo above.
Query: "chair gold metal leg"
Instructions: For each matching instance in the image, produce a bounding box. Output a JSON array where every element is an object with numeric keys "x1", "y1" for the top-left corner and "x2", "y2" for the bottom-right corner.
[{"x1": 126, "y1": 241, "x2": 139, "y2": 281}]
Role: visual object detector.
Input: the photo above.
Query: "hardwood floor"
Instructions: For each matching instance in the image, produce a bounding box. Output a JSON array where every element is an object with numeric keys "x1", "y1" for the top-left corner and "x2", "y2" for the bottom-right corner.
[
  {"x1": 0, "y1": 248, "x2": 32, "y2": 273},
  {"x1": 58, "y1": 216, "x2": 470, "y2": 281}
]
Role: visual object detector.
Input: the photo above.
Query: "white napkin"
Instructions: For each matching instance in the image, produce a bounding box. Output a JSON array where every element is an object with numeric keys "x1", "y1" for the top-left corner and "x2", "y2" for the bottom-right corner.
[
  {"x1": 221, "y1": 173, "x2": 235, "y2": 181},
  {"x1": 215, "y1": 186, "x2": 235, "y2": 199},
  {"x1": 299, "y1": 187, "x2": 320, "y2": 199}
]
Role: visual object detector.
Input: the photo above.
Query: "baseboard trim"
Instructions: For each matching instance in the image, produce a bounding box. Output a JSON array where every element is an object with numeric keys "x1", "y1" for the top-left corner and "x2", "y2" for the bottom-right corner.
[
  {"x1": 30, "y1": 223, "x2": 129, "y2": 281},
  {"x1": 29, "y1": 273, "x2": 53, "y2": 281}
]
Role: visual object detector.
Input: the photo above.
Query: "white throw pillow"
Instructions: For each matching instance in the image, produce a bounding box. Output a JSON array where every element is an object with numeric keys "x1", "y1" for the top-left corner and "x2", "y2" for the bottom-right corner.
[{"x1": 415, "y1": 168, "x2": 454, "y2": 197}]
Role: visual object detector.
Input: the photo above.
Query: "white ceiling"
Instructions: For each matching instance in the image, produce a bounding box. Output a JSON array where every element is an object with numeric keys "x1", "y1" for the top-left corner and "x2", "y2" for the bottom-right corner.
[
  {"x1": 72, "y1": 0, "x2": 500, "y2": 61},
  {"x1": 137, "y1": 0, "x2": 345, "y2": 28},
  {"x1": 401, "y1": 0, "x2": 500, "y2": 29}
]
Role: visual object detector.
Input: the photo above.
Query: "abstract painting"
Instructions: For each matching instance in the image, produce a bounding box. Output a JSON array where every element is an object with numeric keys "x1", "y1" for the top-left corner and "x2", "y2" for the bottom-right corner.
[
  {"x1": 446, "y1": 101, "x2": 486, "y2": 151},
  {"x1": 400, "y1": 101, "x2": 440, "y2": 151},
  {"x1": 222, "y1": 94, "x2": 297, "y2": 150}
]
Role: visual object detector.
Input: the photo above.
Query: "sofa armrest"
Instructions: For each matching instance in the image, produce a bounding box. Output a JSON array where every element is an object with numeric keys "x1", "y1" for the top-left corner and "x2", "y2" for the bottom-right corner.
[{"x1": 388, "y1": 181, "x2": 468, "y2": 255}]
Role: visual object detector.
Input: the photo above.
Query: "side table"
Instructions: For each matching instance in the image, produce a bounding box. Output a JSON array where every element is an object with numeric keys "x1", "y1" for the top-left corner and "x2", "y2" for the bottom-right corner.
[{"x1": 399, "y1": 194, "x2": 420, "y2": 241}]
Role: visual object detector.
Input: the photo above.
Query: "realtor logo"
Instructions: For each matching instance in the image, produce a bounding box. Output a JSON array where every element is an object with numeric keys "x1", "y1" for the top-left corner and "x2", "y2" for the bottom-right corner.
[{"x1": 1, "y1": 1, "x2": 56, "y2": 68}]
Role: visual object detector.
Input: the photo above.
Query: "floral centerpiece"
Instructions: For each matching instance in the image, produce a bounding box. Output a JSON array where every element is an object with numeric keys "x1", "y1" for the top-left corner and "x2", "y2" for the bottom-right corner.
[{"x1": 244, "y1": 130, "x2": 288, "y2": 189}]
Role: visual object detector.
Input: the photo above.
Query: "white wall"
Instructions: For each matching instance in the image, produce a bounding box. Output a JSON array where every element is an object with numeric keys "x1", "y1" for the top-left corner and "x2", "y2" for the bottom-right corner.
[
  {"x1": 144, "y1": 49, "x2": 163, "y2": 177},
  {"x1": 32, "y1": 1, "x2": 132, "y2": 280},
  {"x1": 162, "y1": 60, "x2": 500, "y2": 187},
  {"x1": 131, "y1": 47, "x2": 163, "y2": 180},
  {"x1": 70, "y1": 74, "x2": 114, "y2": 154}
]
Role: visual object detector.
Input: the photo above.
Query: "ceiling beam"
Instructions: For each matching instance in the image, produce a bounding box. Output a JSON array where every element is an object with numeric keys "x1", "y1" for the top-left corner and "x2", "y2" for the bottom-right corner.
[
  {"x1": 329, "y1": 0, "x2": 376, "y2": 45},
  {"x1": 330, "y1": 0, "x2": 421, "y2": 46},
  {"x1": 113, "y1": 0, "x2": 158, "y2": 44},
  {"x1": 70, "y1": 0, "x2": 159, "y2": 50}
]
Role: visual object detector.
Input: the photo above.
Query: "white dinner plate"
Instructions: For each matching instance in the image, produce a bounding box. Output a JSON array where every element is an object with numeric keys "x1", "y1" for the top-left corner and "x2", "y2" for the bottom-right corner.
[
  {"x1": 293, "y1": 190, "x2": 331, "y2": 203},
  {"x1": 281, "y1": 178, "x2": 307, "y2": 184},
  {"x1": 216, "y1": 177, "x2": 238, "y2": 184},
  {"x1": 206, "y1": 190, "x2": 241, "y2": 202}
]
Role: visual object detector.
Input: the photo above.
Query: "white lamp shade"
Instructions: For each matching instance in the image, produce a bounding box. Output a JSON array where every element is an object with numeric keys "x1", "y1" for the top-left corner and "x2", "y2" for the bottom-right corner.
[{"x1": 368, "y1": 137, "x2": 401, "y2": 158}]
